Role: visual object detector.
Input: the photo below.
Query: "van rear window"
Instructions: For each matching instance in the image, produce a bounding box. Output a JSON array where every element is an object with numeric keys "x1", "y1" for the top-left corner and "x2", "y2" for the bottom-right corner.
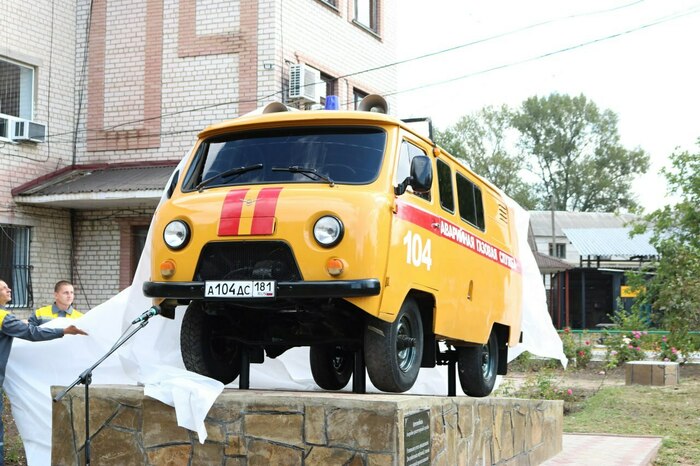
[{"x1": 183, "y1": 126, "x2": 386, "y2": 190}]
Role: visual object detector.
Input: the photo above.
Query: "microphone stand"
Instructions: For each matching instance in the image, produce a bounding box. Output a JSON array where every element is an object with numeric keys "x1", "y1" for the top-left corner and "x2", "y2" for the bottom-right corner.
[{"x1": 54, "y1": 316, "x2": 153, "y2": 466}]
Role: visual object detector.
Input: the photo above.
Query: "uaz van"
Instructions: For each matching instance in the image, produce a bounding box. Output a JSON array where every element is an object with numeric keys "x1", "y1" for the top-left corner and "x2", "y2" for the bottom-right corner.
[{"x1": 144, "y1": 95, "x2": 522, "y2": 396}]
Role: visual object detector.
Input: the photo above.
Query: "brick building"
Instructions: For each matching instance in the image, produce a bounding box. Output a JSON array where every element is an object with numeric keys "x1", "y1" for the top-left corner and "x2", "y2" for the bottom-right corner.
[{"x1": 0, "y1": 0, "x2": 397, "y2": 315}]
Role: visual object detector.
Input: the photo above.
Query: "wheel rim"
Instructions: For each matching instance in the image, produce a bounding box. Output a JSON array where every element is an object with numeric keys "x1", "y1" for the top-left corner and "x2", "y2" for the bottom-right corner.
[
  {"x1": 396, "y1": 315, "x2": 416, "y2": 372},
  {"x1": 481, "y1": 340, "x2": 496, "y2": 381}
]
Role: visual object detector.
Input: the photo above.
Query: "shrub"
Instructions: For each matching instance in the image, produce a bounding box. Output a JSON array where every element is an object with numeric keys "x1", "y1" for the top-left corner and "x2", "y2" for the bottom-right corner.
[
  {"x1": 560, "y1": 328, "x2": 593, "y2": 369},
  {"x1": 604, "y1": 331, "x2": 647, "y2": 369},
  {"x1": 518, "y1": 370, "x2": 576, "y2": 403}
]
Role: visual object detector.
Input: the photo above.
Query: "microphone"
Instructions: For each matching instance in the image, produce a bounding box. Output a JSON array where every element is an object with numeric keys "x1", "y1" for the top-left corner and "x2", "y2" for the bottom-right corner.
[{"x1": 132, "y1": 305, "x2": 161, "y2": 325}]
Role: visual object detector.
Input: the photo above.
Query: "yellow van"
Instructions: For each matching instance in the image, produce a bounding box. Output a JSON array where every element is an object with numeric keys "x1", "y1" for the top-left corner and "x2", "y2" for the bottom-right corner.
[{"x1": 144, "y1": 96, "x2": 522, "y2": 396}]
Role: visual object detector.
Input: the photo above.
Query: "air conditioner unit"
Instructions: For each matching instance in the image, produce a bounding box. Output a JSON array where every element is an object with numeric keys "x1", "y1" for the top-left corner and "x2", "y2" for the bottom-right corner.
[
  {"x1": 289, "y1": 64, "x2": 323, "y2": 103},
  {"x1": 12, "y1": 119, "x2": 46, "y2": 143},
  {"x1": 0, "y1": 116, "x2": 9, "y2": 139}
]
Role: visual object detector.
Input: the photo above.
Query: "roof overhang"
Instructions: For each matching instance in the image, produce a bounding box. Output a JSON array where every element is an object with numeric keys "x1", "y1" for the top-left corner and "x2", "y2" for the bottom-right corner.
[
  {"x1": 14, "y1": 190, "x2": 165, "y2": 209},
  {"x1": 12, "y1": 161, "x2": 179, "y2": 210}
]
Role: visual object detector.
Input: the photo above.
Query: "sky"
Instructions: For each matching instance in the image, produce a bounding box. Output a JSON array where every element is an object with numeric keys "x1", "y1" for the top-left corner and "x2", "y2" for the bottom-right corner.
[{"x1": 395, "y1": 0, "x2": 700, "y2": 212}]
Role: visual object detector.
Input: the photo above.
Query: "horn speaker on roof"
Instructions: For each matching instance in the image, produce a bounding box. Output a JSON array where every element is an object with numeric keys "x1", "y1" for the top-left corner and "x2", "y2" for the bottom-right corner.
[{"x1": 358, "y1": 94, "x2": 388, "y2": 114}]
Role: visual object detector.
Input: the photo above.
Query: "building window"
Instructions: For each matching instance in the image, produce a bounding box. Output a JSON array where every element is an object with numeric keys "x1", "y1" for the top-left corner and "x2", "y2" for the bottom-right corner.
[
  {"x1": 0, "y1": 58, "x2": 35, "y2": 120},
  {"x1": 549, "y1": 243, "x2": 566, "y2": 258},
  {"x1": 119, "y1": 221, "x2": 150, "y2": 290},
  {"x1": 318, "y1": 0, "x2": 337, "y2": 7},
  {"x1": 0, "y1": 225, "x2": 32, "y2": 308},
  {"x1": 354, "y1": 0, "x2": 378, "y2": 32},
  {"x1": 320, "y1": 72, "x2": 336, "y2": 107},
  {"x1": 353, "y1": 88, "x2": 368, "y2": 110},
  {"x1": 456, "y1": 173, "x2": 485, "y2": 230}
]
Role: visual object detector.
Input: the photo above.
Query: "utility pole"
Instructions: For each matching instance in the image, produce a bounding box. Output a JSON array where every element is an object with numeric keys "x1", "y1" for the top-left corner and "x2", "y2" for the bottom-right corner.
[{"x1": 550, "y1": 195, "x2": 556, "y2": 257}]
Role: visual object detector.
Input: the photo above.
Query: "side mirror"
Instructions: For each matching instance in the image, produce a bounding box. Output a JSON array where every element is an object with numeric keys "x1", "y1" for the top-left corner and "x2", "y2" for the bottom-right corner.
[{"x1": 409, "y1": 155, "x2": 432, "y2": 193}]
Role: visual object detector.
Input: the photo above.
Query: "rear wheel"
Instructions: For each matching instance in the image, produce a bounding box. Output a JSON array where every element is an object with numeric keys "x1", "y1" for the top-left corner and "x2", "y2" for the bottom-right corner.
[
  {"x1": 457, "y1": 331, "x2": 498, "y2": 397},
  {"x1": 309, "y1": 345, "x2": 353, "y2": 390},
  {"x1": 364, "y1": 297, "x2": 423, "y2": 393},
  {"x1": 180, "y1": 301, "x2": 241, "y2": 384}
]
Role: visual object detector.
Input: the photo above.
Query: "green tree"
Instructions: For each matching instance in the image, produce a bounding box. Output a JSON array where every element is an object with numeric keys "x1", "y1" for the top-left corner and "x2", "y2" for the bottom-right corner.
[
  {"x1": 631, "y1": 143, "x2": 700, "y2": 334},
  {"x1": 512, "y1": 93, "x2": 650, "y2": 211},
  {"x1": 435, "y1": 105, "x2": 537, "y2": 209}
]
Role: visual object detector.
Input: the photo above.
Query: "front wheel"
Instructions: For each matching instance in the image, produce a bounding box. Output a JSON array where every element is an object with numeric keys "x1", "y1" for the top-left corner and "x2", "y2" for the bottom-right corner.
[
  {"x1": 457, "y1": 331, "x2": 499, "y2": 397},
  {"x1": 180, "y1": 301, "x2": 241, "y2": 385},
  {"x1": 309, "y1": 345, "x2": 353, "y2": 390},
  {"x1": 364, "y1": 297, "x2": 423, "y2": 393}
]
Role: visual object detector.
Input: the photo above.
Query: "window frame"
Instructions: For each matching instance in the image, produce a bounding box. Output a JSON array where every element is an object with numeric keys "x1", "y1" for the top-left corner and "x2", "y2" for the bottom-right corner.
[
  {"x1": 436, "y1": 158, "x2": 455, "y2": 214},
  {"x1": 456, "y1": 173, "x2": 486, "y2": 231},
  {"x1": 0, "y1": 225, "x2": 33, "y2": 309},
  {"x1": 548, "y1": 243, "x2": 567, "y2": 259},
  {"x1": 119, "y1": 219, "x2": 151, "y2": 290},
  {"x1": 0, "y1": 57, "x2": 36, "y2": 121},
  {"x1": 353, "y1": 88, "x2": 368, "y2": 110},
  {"x1": 396, "y1": 139, "x2": 431, "y2": 202},
  {"x1": 354, "y1": 0, "x2": 378, "y2": 33}
]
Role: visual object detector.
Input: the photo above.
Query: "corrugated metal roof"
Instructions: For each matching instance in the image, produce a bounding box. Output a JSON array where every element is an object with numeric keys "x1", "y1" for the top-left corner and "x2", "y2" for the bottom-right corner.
[
  {"x1": 529, "y1": 211, "x2": 637, "y2": 236},
  {"x1": 533, "y1": 251, "x2": 574, "y2": 273},
  {"x1": 562, "y1": 228, "x2": 657, "y2": 257},
  {"x1": 12, "y1": 162, "x2": 178, "y2": 209},
  {"x1": 16, "y1": 165, "x2": 175, "y2": 195}
]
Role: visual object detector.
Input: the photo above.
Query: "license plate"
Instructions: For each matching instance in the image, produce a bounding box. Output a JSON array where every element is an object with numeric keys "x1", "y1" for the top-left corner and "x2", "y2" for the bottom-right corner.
[{"x1": 204, "y1": 280, "x2": 276, "y2": 298}]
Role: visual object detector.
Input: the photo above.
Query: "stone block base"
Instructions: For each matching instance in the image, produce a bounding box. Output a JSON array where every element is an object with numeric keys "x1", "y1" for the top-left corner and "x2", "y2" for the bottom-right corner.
[
  {"x1": 51, "y1": 385, "x2": 563, "y2": 465},
  {"x1": 626, "y1": 361, "x2": 679, "y2": 386}
]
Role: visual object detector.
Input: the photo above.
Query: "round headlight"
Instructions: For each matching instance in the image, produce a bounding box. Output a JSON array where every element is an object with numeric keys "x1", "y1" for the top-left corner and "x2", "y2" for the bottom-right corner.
[
  {"x1": 163, "y1": 220, "x2": 190, "y2": 250},
  {"x1": 313, "y1": 216, "x2": 343, "y2": 248}
]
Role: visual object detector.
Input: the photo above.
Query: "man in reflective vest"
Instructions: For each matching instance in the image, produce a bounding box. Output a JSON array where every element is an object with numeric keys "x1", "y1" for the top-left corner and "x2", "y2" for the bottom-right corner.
[
  {"x1": 0, "y1": 280, "x2": 87, "y2": 464},
  {"x1": 29, "y1": 280, "x2": 84, "y2": 326}
]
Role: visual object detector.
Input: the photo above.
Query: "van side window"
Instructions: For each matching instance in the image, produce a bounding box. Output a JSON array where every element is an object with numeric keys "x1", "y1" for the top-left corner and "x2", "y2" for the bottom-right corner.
[
  {"x1": 396, "y1": 140, "x2": 431, "y2": 201},
  {"x1": 436, "y1": 159, "x2": 454, "y2": 213},
  {"x1": 456, "y1": 173, "x2": 485, "y2": 230}
]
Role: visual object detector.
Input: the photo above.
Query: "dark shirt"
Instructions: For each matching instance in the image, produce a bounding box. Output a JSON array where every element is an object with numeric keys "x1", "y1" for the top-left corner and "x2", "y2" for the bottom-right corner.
[{"x1": 0, "y1": 308, "x2": 64, "y2": 387}]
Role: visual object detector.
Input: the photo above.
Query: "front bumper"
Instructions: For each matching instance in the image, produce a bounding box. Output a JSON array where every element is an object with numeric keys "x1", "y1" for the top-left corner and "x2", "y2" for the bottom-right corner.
[{"x1": 143, "y1": 279, "x2": 381, "y2": 300}]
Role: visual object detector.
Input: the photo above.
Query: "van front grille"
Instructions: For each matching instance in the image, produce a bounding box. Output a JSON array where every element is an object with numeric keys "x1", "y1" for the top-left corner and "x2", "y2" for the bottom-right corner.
[{"x1": 194, "y1": 241, "x2": 302, "y2": 281}]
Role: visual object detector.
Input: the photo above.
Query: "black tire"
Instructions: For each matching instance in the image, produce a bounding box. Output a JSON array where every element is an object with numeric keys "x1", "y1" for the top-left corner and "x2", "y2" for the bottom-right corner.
[
  {"x1": 364, "y1": 297, "x2": 423, "y2": 393},
  {"x1": 309, "y1": 345, "x2": 353, "y2": 390},
  {"x1": 180, "y1": 301, "x2": 241, "y2": 384},
  {"x1": 457, "y1": 332, "x2": 499, "y2": 397}
]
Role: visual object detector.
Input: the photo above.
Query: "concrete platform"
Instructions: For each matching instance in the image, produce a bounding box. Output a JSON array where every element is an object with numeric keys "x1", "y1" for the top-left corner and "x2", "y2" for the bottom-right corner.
[
  {"x1": 51, "y1": 385, "x2": 564, "y2": 465},
  {"x1": 542, "y1": 433, "x2": 662, "y2": 466}
]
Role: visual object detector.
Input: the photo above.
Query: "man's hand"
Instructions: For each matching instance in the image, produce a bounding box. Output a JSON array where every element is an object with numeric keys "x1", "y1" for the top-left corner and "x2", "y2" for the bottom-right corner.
[{"x1": 64, "y1": 325, "x2": 88, "y2": 336}]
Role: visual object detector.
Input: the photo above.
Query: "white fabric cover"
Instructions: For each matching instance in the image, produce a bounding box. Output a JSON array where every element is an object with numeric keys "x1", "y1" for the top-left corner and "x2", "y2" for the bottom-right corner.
[{"x1": 5, "y1": 164, "x2": 565, "y2": 465}]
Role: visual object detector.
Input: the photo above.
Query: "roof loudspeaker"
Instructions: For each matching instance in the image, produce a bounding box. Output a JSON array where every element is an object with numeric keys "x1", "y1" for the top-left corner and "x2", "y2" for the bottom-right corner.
[
  {"x1": 262, "y1": 102, "x2": 291, "y2": 114},
  {"x1": 358, "y1": 94, "x2": 388, "y2": 114}
]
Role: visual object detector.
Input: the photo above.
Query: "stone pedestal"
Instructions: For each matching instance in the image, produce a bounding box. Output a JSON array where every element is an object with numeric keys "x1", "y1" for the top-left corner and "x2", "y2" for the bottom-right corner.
[
  {"x1": 625, "y1": 361, "x2": 680, "y2": 386},
  {"x1": 51, "y1": 385, "x2": 563, "y2": 465}
]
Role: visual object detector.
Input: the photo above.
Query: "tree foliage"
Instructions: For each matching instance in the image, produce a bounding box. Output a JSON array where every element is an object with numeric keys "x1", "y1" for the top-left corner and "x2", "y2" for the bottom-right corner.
[
  {"x1": 511, "y1": 93, "x2": 650, "y2": 211},
  {"x1": 434, "y1": 105, "x2": 537, "y2": 209},
  {"x1": 631, "y1": 143, "x2": 700, "y2": 334},
  {"x1": 434, "y1": 93, "x2": 649, "y2": 212}
]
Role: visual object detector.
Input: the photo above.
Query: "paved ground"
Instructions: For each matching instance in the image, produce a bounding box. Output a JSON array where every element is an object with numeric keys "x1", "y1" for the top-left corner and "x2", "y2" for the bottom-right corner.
[{"x1": 542, "y1": 433, "x2": 662, "y2": 466}]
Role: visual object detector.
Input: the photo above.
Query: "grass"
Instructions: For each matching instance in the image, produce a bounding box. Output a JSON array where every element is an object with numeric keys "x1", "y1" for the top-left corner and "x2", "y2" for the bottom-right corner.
[
  {"x1": 3, "y1": 394, "x2": 27, "y2": 465},
  {"x1": 564, "y1": 377, "x2": 700, "y2": 465}
]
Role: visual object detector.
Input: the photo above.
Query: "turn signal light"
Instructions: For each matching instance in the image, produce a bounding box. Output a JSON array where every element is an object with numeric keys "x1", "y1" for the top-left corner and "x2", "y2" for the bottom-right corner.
[
  {"x1": 326, "y1": 258, "x2": 345, "y2": 276},
  {"x1": 160, "y1": 260, "x2": 176, "y2": 278}
]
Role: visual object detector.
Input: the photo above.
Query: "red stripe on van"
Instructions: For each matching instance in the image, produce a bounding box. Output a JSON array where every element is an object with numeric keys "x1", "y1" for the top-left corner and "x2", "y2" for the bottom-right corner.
[
  {"x1": 250, "y1": 187, "x2": 282, "y2": 235},
  {"x1": 218, "y1": 188, "x2": 249, "y2": 236},
  {"x1": 396, "y1": 201, "x2": 520, "y2": 273}
]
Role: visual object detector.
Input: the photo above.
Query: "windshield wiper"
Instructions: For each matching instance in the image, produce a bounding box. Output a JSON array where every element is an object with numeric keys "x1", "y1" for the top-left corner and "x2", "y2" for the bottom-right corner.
[
  {"x1": 196, "y1": 163, "x2": 263, "y2": 191},
  {"x1": 272, "y1": 166, "x2": 335, "y2": 187}
]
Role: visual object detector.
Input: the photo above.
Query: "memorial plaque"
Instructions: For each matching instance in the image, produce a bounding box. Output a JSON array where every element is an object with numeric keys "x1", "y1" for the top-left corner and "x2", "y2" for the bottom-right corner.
[{"x1": 404, "y1": 410, "x2": 431, "y2": 466}]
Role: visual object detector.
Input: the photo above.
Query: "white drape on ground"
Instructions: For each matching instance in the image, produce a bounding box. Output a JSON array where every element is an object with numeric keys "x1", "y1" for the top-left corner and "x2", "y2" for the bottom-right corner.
[{"x1": 5, "y1": 166, "x2": 565, "y2": 466}]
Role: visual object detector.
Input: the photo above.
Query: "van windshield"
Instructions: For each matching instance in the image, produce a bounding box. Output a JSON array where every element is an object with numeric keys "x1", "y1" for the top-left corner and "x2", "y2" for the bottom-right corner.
[{"x1": 185, "y1": 126, "x2": 386, "y2": 190}]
